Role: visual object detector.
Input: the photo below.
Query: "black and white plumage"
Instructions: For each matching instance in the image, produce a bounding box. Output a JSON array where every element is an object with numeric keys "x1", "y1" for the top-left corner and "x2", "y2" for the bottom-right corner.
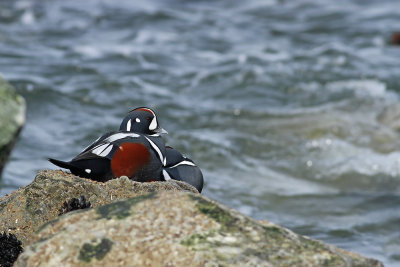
[
  {"x1": 49, "y1": 106, "x2": 204, "y2": 192},
  {"x1": 119, "y1": 107, "x2": 167, "y2": 135},
  {"x1": 162, "y1": 146, "x2": 204, "y2": 192},
  {"x1": 49, "y1": 131, "x2": 166, "y2": 182}
]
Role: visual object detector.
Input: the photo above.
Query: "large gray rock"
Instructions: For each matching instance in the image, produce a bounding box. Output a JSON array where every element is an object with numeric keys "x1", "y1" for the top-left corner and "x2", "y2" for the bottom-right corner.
[
  {"x1": 16, "y1": 191, "x2": 382, "y2": 267},
  {"x1": 0, "y1": 76, "x2": 25, "y2": 176},
  {"x1": 0, "y1": 170, "x2": 198, "y2": 246}
]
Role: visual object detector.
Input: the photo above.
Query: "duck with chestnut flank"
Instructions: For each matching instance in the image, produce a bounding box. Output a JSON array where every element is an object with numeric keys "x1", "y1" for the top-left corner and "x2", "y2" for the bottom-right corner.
[{"x1": 49, "y1": 107, "x2": 168, "y2": 182}]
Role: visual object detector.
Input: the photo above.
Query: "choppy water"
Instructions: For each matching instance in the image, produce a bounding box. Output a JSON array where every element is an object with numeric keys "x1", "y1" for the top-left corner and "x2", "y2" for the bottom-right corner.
[{"x1": 1, "y1": 0, "x2": 400, "y2": 265}]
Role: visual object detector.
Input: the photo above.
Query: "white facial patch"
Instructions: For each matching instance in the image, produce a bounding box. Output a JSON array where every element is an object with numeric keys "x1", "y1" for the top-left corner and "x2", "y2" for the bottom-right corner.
[
  {"x1": 126, "y1": 119, "x2": 131, "y2": 131},
  {"x1": 106, "y1": 133, "x2": 140, "y2": 143},
  {"x1": 85, "y1": 169, "x2": 91, "y2": 174},
  {"x1": 136, "y1": 118, "x2": 140, "y2": 123},
  {"x1": 149, "y1": 116, "x2": 157, "y2": 131}
]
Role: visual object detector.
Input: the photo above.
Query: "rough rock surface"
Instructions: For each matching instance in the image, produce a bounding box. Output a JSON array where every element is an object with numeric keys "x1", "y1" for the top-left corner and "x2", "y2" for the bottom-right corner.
[
  {"x1": 15, "y1": 191, "x2": 382, "y2": 267},
  {"x1": 0, "y1": 76, "x2": 25, "y2": 176},
  {"x1": 0, "y1": 232, "x2": 23, "y2": 267},
  {"x1": 0, "y1": 170, "x2": 198, "y2": 246}
]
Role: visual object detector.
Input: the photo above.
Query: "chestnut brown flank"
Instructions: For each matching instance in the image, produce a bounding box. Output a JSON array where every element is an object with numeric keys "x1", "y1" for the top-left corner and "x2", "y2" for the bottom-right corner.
[{"x1": 111, "y1": 143, "x2": 150, "y2": 177}]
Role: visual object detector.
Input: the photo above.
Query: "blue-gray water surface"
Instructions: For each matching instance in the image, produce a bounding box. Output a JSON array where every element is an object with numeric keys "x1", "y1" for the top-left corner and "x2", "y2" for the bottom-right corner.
[{"x1": 1, "y1": 0, "x2": 400, "y2": 265}]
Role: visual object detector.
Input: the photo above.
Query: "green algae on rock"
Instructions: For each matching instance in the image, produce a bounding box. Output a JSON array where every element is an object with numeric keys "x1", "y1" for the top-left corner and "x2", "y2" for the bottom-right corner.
[
  {"x1": 0, "y1": 76, "x2": 25, "y2": 177},
  {"x1": 15, "y1": 191, "x2": 383, "y2": 267},
  {"x1": 0, "y1": 170, "x2": 198, "y2": 246},
  {"x1": 78, "y1": 238, "x2": 113, "y2": 263},
  {"x1": 96, "y1": 192, "x2": 156, "y2": 220}
]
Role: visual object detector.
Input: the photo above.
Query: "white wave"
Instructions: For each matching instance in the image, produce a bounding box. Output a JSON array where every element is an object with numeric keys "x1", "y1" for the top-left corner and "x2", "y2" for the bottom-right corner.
[
  {"x1": 73, "y1": 45, "x2": 103, "y2": 58},
  {"x1": 326, "y1": 79, "x2": 386, "y2": 98},
  {"x1": 21, "y1": 10, "x2": 35, "y2": 25}
]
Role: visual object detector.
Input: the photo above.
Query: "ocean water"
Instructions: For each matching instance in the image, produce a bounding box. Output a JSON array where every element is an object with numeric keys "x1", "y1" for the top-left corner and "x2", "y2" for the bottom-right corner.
[{"x1": 1, "y1": 0, "x2": 400, "y2": 265}]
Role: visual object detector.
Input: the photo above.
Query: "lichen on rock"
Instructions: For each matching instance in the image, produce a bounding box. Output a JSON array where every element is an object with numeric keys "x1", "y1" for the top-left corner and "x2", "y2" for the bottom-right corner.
[
  {"x1": 96, "y1": 192, "x2": 156, "y2": 220},
  {"x1": 78, "y1": 238, "x2": 113, "y2": 263},
  {"x1": 14, "y1": 191, "x2": 383, "y2": 267},
  {"x1": 0, "y1": 170, "x2": 198, "y2": 246}
]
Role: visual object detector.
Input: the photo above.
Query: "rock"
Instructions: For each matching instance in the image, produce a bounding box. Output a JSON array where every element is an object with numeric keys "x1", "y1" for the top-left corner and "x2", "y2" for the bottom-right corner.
[
  {"x1": 0, "y1": 232, "x2": 23, "y2": 267},
  {"x1": 0, "y1": 76, "x2": 25, "y2": 177},
  {"x1": 16, "y1": 191, "x2": 382, "y2": 267},
  {"x1": 0, "y1": 170, "x2": 198, "y2": 246},
  {"x1": 59, "y1": 195, "x2": 92, "y2": 215}
]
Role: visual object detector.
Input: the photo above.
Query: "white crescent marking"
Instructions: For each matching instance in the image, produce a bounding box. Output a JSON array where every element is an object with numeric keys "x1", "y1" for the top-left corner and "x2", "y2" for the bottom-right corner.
[
  {"x1": 126, "y1": 119, "x2": 131, "y2": 131},
  {"x1": 149, "y1": 116, "x2": 157, "y2": 130},
  {"x1": 85, "y1": 169, "x2": 91, "y2": 174},
  {"x1": 168, "y1": 160, "x2": 196, "y2": 168},
  {"x1": 144, "y1": 136, "x2": 164, "y2": 166}
]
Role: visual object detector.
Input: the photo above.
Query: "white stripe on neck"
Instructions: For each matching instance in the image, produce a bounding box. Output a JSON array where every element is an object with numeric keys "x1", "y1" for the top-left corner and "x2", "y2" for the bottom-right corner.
[{"x1": 144, "y1": 136, "x2": 164, "y2": 166}]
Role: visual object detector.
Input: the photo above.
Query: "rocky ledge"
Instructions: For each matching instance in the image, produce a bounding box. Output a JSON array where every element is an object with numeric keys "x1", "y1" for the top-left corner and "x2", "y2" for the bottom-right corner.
[
  {"x1": 0, "y1": 76, "x2": 26, "y2": 177},
  {"x1": 0, "y1": 170, "x2": 383, "y2": 266},
  {"x1": 0, "y1": 170, "x2": 197, "y2": 246}
]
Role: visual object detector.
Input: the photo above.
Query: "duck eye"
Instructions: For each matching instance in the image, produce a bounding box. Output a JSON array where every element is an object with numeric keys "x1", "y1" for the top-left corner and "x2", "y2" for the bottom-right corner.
[{"x1": 146, "y1": 117, "x2": 152, "y2": 121}]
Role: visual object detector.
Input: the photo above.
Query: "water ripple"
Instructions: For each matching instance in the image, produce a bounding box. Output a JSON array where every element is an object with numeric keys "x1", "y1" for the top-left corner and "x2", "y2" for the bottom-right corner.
[{"x1": 1, "y1": 0, "x2": 400, "y2": 265}]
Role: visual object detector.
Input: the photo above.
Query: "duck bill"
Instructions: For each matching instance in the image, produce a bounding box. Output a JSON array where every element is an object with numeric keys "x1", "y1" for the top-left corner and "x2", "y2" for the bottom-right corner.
[{"x1": 156, "y1": 127, "x2": 168, "y2": 134}]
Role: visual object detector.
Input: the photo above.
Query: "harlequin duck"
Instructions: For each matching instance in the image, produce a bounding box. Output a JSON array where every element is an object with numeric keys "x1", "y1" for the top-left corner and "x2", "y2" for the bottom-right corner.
[
  {"x1": 49, "y1": 107, "x2": 168, "y2": 182},
  {"x1": 162, "y1": 146, "x2": 204, "y2": 192},
  {"x1": 49, "y1": 131, "x2": 166, "y2": 182},
  {"x1": 118, "y1": 107, "x2": 168, "y2": 166},
  {"x1": 119, "y1": 107, "x2": 167, "y2": 135}
]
